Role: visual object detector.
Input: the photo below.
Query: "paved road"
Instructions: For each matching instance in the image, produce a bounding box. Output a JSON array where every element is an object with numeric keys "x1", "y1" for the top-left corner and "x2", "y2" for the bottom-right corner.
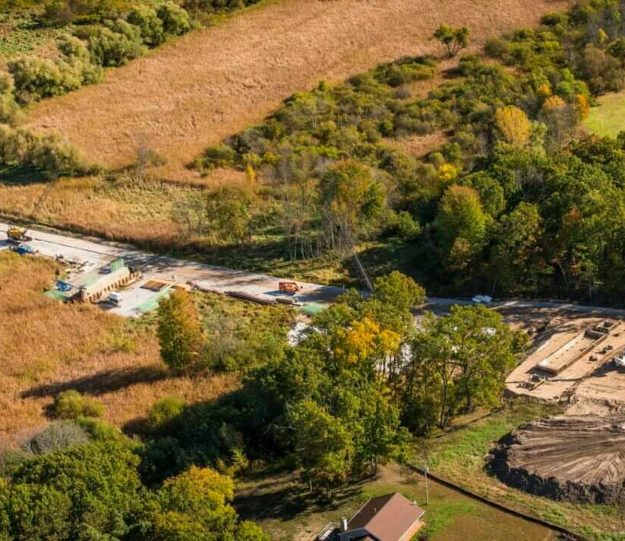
[{"x1": 0, "y1": 222, "x2": 345, "y2": 316}]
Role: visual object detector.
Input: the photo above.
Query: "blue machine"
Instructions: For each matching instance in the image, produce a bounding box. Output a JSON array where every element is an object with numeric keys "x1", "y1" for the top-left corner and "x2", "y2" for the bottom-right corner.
[
  {"x1": 14, "y1": 243, "x2": 36, "y2": 255},
  {"x1": 56, "y1": 280, "x2": 73, "y2": 292}
]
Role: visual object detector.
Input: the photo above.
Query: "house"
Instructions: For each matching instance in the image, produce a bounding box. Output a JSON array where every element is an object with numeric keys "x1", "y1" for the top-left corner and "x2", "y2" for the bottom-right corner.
[{"x1": 318, "y1": 492, "x2": 425, "y2": 541}]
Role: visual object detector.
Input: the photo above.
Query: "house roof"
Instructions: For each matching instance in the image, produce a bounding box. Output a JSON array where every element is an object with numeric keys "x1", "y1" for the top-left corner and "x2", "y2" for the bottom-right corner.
[{"x1": 346, "y1": 492, "x2": 425, "y2": 541}]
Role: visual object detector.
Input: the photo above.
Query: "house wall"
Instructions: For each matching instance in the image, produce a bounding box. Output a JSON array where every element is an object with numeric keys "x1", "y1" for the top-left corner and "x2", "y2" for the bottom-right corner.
[{"x1": 339, "y1": 528, "x2": 370, "y2": 541}]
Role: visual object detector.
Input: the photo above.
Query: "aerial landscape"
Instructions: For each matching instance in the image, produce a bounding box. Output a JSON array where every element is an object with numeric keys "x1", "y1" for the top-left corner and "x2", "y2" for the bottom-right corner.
[{"x1": 4, "y1": 0, "x2": 625, "y2": 539}]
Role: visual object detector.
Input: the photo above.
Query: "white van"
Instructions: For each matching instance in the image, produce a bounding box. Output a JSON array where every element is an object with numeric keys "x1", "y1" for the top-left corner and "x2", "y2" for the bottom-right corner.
[{"x1": 107, "y1": 292, "x2": 123, "y2": 306}]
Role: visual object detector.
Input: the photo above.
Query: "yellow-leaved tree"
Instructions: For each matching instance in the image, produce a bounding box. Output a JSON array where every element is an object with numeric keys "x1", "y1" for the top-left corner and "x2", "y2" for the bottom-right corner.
[{"x1": 495, "y1": 105, "x2": 531, "y2": 147}]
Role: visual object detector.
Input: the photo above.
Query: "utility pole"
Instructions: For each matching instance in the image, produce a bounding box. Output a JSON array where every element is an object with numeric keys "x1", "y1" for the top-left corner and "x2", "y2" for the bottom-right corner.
[
  {"x1": 424, "y1": 464, "x2": 429, "y2": 505},
  {"x1": 352, "y1": 253, "x2": 373, "y2": 292}
]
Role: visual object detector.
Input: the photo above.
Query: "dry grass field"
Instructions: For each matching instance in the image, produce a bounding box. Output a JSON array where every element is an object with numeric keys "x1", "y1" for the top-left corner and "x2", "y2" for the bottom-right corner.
[
  {"x1": 25, "y1": 0, "x2": 570, "y2": 181},
  {"x1": 0, "y1": 177, "x2": 184, "y2": 244},
  {"x1": 0, "y1": 251, "x2": 238, "y2": 446}
]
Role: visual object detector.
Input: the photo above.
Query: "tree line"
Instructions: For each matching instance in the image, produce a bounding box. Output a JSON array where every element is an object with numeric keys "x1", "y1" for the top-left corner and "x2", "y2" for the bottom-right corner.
[{"x1": 0, "y1": 389, "x2": 268, "y2": 540}]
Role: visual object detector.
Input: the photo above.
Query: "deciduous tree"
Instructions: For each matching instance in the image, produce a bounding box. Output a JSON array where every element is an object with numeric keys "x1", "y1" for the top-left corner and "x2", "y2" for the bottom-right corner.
[
  {"x1": 433, "y1": 25, "x2": 470, "y2": 57},
  {"x1": 157, "y1": 290, "x2": 205, "y2": 374}
]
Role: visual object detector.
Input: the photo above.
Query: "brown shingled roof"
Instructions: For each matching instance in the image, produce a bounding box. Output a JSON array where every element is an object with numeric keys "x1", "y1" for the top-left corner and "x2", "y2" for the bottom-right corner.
[{"x1": 346, "y1": 492, "x2": 425, "y2": 541}]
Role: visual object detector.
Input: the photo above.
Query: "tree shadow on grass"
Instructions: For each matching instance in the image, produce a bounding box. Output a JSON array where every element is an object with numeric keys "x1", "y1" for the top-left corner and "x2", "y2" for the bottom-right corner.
[
  {"x1": 234, "y1": 470, "x2": 369, "y2": 522},
  {"x1": 0, "y1": 165, "x2": 49, "y2": 186},
  {"x1": 20, "y1": 365, "x2": 169, "y2": 400}
]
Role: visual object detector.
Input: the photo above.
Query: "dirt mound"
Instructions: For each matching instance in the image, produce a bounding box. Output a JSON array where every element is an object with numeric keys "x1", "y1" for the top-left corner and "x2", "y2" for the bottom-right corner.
[{"x1": 489, "y1": 416, "x2": 625, "y2": 504}]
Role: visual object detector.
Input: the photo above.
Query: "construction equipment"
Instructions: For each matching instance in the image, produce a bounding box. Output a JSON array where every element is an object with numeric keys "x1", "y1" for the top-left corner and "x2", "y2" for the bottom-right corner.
[
  {"x1": 6, "y1": 226, "x2": 32, "y2": 245},
  {"x1": 614, "y1": 354, "x2": 625, "y2": 368},
  {"x1": 519, "y1": 374, "x2": 546, "y2": 391},
  {"x1": 279, "y1": 281, "x2": 301, "y2": 295}
]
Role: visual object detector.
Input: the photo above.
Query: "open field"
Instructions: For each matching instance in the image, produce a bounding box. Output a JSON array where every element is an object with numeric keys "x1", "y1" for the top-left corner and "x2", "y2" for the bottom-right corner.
[
  {"x1": 585, "y1": 92, "x2": 625, "y2": 138},
  {"x1": 235, "y1": 463, "x2": 557, "y2": 541},
  {"x1": 25, "y1": 0, "x2": 570, "y2": 180},
  {"x1": 0, "y1": 249, "x2": 297, "y2": 446}
]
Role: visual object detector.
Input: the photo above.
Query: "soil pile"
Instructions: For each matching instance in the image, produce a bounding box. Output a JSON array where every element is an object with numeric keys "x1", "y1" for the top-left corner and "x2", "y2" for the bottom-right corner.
[{"x1": 489, "y1": 416, "x2": 625, "y2": 503}]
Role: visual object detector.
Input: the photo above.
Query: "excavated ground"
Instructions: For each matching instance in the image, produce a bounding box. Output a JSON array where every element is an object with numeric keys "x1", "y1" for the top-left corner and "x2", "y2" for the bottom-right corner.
[{"x1": 489, "y1": 416, "x2": 625, "y2": 504}]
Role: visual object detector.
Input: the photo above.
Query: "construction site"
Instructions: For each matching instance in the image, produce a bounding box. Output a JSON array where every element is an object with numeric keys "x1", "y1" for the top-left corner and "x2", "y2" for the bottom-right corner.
[
  {"x1": 0, "y1": 223, "x2": 343, "y2": 318},
  {"x1": 505, "y1": 315, "x2": 625, "y2": 411},
  {"x1": 495, "y1": 310, "x2": 625, "y2": 505},
  {"x1": 489, "y1": 416, "x2": 625, "y2": 504}
]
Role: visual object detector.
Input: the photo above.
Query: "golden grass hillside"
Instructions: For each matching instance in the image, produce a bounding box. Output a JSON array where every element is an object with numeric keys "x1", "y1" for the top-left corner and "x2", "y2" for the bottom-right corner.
[
  {"x1": 26, "y1": 0, "x2": 570, "y2": 181},
  {"x1": 0, "y1": 251, "x2": 237, "y2": 445}
]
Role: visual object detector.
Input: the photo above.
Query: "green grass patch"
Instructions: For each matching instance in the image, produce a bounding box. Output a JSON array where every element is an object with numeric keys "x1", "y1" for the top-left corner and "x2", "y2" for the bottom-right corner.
[
  {"x1": 585, "y1": 92, "x2": 625, "y2": 138},
  {"x1": 0, "y1": 13, "x2": 61, "y2": 60}
]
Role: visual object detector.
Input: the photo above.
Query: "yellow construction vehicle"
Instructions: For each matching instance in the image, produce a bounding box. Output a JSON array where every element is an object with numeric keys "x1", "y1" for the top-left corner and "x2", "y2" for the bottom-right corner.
[{"x1": 6, "y1": 226, "x2": 32, "y2": 245}]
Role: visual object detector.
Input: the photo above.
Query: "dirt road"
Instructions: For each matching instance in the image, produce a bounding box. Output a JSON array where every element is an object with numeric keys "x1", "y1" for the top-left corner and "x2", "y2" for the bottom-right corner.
[{"x1": 25, "y1": 0, "x2": 570, "y2": 180}]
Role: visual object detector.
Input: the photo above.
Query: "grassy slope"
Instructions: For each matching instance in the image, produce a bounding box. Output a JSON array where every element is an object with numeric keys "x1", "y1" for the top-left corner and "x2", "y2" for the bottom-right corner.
[
  {"x1": 585, "y1": 92, "x2": 625, "y2": 138},
  {"x1": 0, "y1": 0, "x2": 572, "y2": 285},
  {"x1": 24, "y1": 0, "x2": 570, "y2": 178}
]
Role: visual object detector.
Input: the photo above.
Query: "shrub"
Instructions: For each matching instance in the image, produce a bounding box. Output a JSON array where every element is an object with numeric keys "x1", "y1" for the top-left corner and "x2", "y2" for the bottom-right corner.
[
  {"x1": 157, "y1": 1, "x2": 192, "y2": 36},
  {"x1": 76, "y1": 417, "x2": 124, "y2": 442},
  {"x1": 147, "y1": 396, "x2": 186, "y2": 432},
  {"x1": 22, "y1": 421, "x2": 89, "y2": 455},
  {"x1": 52, "y1": 390, "x2": 104, "y2": 420},
  {"x1": 0, "y1": 125, "x2": 34, "y2": 166},
  {"x1": 7, "y1": 57, "x2": 80, "y2": 105},
  {"x1": 88, "y1": 20, "x2": 146, "y2": 67},
  {"x1": 393, "y1": 210, "x2": 421, "y2": 240},
  {"x1": 128, "y1": 5, "x2": 166, "y2": 46},
  {"x1": 373, "y1": 57, "x2": 436, "y2": 87},
  {"x1": 433, "y1": 25, "x2": 470, "y2": 57},
  {"x1": 57, "y1": 34, "x2": 103, "y2": 85},
  {"x1": 541, "y1": 12, "x2": 568, "y2": 26},
  {"x1": 182, "y1": 0, "x2": 260, "y2": 14},
  {"x1": 27, "y1": 134, "x2": 94, "y2": 179},
  {"x1": 202, "y1": 143, "x2": 237, "y2": 169},
  {"x1": 0, "y1": 72, "x2": 18, "y2": 124},
  {"x1": 0, "y1": 126, "x2": 94, "y2": 179}
]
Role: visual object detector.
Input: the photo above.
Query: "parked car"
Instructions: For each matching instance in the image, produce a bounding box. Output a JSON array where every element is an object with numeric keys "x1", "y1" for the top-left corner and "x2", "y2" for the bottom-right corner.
[{"x1": 472, "y1": 294, "x2": 493, "y2": 305}]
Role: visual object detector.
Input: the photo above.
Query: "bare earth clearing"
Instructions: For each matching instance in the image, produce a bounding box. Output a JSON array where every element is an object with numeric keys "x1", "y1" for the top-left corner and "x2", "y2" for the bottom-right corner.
[
  {"x1": 26, "y1": 0, "x2": 569, "y2": 180},
  {"x1": 489, "y1": 416, "x2": 625, "y2": 504}
]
